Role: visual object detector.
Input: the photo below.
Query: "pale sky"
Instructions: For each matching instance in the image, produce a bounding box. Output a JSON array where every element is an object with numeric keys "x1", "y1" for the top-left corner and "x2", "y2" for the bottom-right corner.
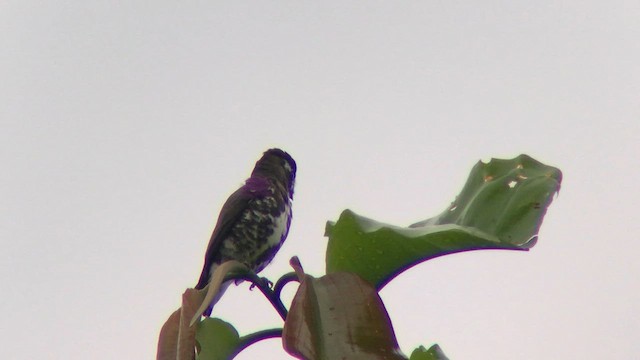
[{"x1": 2, "y1": 2, "x2": 639, "y2": 359}]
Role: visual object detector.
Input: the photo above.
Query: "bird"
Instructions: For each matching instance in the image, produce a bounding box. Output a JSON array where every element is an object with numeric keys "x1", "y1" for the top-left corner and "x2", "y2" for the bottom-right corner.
[{"x1": 195, "y1": 148, "x2": 296, "y2": 314}]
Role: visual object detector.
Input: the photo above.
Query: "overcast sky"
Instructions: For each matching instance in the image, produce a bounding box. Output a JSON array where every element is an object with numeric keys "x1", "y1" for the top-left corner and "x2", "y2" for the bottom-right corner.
[{"x1": 2, "y1": 2, "x2": 639, "y2": 359}]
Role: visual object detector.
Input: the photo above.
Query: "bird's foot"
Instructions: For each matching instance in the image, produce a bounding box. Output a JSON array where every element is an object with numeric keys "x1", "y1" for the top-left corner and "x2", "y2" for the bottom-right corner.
[{"x1": 250, "y1": 277, "x2": 273, "y2": 291}]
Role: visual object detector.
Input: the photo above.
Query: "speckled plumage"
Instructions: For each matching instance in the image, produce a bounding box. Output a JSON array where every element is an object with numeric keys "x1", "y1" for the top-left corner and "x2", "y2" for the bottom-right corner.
[{"x1": 195, "y1": 149, "x2": 296, "y2": 294}]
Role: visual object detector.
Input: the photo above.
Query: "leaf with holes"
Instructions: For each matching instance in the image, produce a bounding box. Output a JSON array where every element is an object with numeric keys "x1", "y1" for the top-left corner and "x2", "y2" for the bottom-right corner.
[{"x1": 325, "y1": 154, "x2": 562, "y2": 289}]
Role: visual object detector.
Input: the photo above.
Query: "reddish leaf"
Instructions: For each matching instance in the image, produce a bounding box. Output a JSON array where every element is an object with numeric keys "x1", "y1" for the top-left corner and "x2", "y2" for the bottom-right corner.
[
  {"x1": 283, "y1": 258, "x2": 406, "y2": 360},
  {"x1": 157, "y1": 288, "x2": 206, "y2": 360}
]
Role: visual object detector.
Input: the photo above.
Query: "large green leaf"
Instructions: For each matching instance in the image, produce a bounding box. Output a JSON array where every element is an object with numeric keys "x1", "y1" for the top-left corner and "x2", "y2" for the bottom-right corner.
[
  {"x1": 326, "y1": 154, "x2": 561, "y2": 289},
  {"x1": 283, "y1": 259, "x2": 407, "y2": 360},
  {"x1": 410, "y1": 154, "x2": 562, "y2": 244}
]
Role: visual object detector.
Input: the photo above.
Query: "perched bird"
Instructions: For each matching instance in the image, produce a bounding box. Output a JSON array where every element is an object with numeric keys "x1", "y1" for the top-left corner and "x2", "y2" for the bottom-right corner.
[{"x1": 195, "y1": 148, "x2": 296, "y2": 313}]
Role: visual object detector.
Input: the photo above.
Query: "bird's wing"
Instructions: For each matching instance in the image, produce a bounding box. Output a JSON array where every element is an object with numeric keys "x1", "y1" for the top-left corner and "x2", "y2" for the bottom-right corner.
[{"x1": 195, "y1": 178, "x2": 270, "y2": 289}]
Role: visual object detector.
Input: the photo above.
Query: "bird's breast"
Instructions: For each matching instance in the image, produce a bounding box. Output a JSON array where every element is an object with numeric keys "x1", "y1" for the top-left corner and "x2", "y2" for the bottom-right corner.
[
  {"x1": 220, "y1": 194, "x2": 292, "y2": 272},
  {"x1": 266, "y1": 203, "x2": 292, "y2": 247}
]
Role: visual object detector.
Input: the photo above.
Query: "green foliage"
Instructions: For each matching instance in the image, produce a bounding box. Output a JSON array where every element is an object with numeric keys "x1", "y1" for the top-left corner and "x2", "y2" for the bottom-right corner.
[
  {"x1": 412, "y1": 154, "x2": 562, "y2": 245},
  {"x1": 325, "y1": 155, "x2": 561, "y2": 289}
]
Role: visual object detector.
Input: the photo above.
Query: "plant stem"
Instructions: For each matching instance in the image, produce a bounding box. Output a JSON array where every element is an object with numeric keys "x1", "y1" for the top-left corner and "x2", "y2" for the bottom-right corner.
[
  {"x1": 274, "y1": 272, "x2": 299, "y2": 300},
  {"x1": 231, "y1": 328, "x2": 283, "y2": 358}
]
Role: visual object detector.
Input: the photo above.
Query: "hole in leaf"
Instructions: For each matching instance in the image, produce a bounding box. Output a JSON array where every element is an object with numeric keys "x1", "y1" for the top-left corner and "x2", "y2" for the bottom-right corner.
[{"x1": 508, "y1": 180, "x2": 517, "y2": 188}]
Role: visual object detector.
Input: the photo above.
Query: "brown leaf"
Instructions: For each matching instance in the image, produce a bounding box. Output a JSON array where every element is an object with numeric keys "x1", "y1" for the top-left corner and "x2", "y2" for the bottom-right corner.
[
  {"x1": 157, "y1": 288, "x2": 206, "y2": 360},
  {"x1": 283, "y1": 264, "x2": 406, "y2": 360},
  {"x1": 157, "y1": 308, "x2": 181, "y2": 360}
]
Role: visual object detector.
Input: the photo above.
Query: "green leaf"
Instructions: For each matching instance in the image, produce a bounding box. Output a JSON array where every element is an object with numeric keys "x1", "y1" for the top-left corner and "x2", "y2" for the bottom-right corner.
[
  {"x1": 409, "y1": 345, "x2": 449, "y2": 360},
  {"x1": 326, "y1": 154, "x2": 561, "y2": 289},
  {"x1": 411, "y1": 154, "x2": 562, "y2": 245},
  {"x1": 283, "y1": 260, "x2": 407, "y2": 360},
  {"x1": 196, "y1": 318, "x2": 241, "y2": 360}
]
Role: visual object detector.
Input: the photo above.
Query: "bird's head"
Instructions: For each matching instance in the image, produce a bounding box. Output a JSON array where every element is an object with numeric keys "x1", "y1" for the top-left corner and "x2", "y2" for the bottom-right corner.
[{"x1": 252, "y1": 148, "x2": 297, "y2": 198}]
